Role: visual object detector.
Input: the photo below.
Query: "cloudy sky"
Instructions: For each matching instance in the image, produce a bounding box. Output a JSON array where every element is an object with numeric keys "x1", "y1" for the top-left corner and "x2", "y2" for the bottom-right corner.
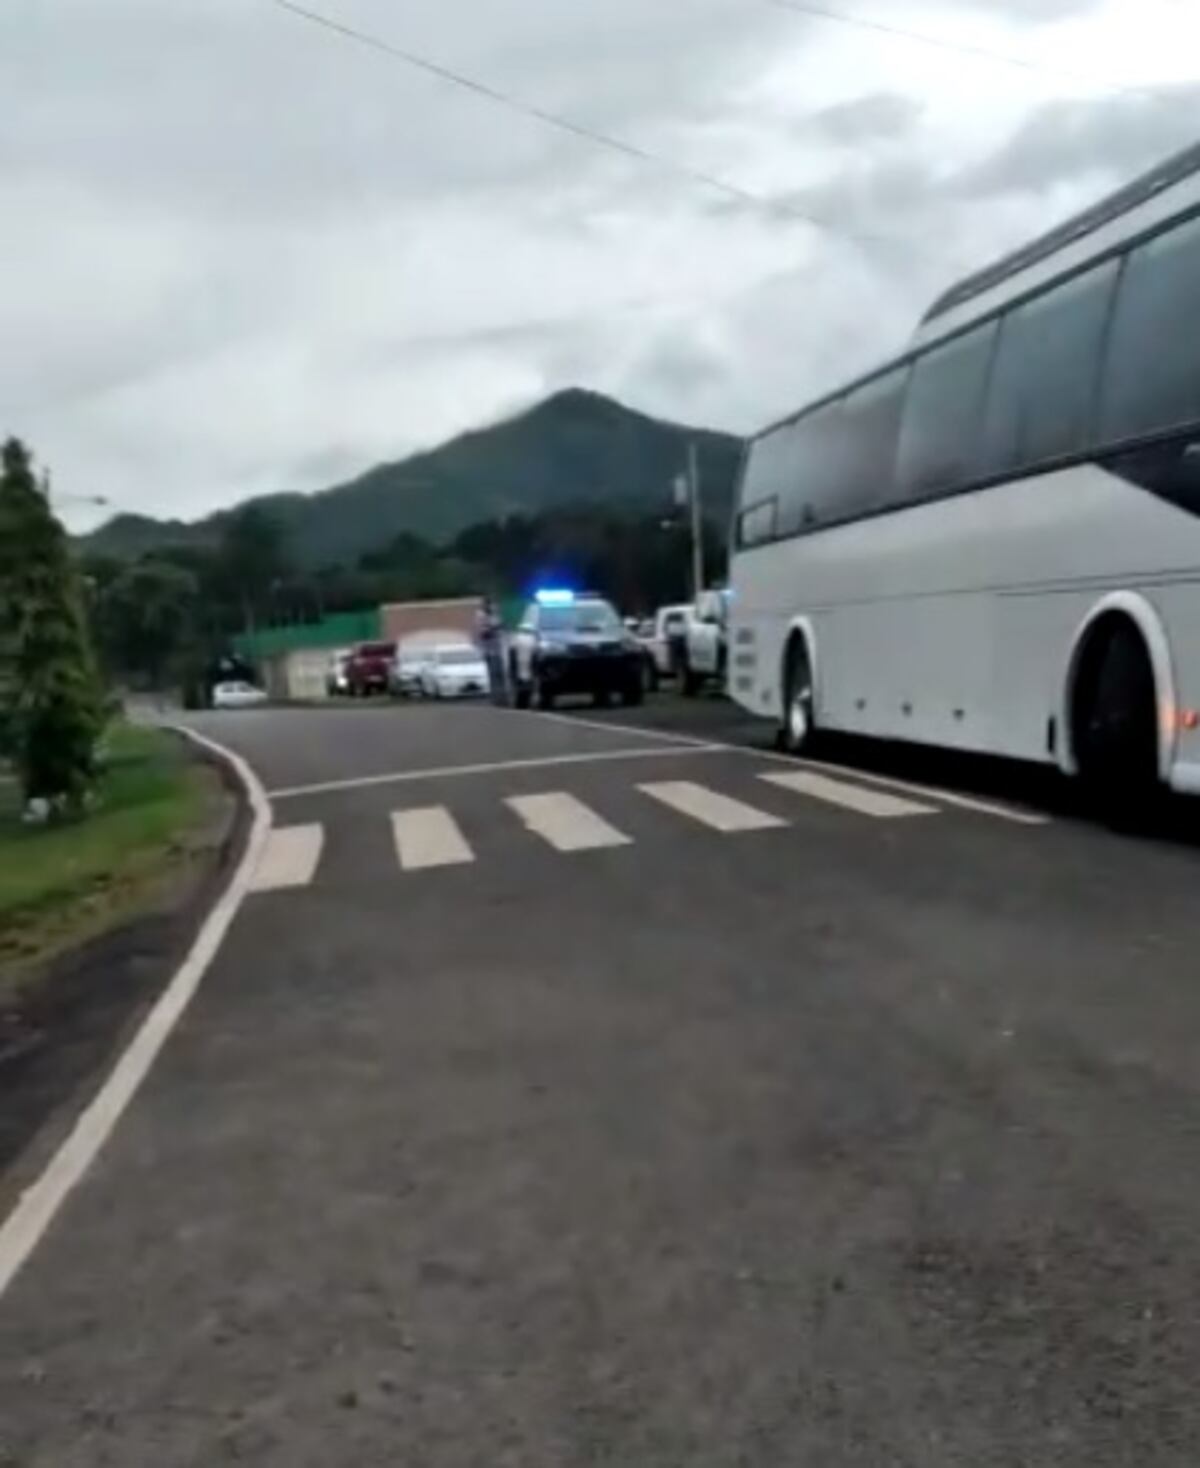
[{"x1": 4, "y1": 0, "x2": 1199, "y2": 527}]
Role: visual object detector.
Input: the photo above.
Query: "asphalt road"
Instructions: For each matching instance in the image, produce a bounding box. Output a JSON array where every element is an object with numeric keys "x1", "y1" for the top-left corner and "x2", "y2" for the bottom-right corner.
[{"x1": 5, "y1": 696, "x2": 1200, "y2": 1465}]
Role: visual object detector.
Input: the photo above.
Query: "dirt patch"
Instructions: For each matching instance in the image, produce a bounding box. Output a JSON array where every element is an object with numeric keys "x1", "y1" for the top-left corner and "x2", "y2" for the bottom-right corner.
[{"x1": 0, "y1": 737, "x2": 249, "y2": 1191}]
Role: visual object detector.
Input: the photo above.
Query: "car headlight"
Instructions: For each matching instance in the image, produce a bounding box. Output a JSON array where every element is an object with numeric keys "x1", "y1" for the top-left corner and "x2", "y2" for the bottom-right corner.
[{"x1": 540, "y1": 639, "x2": 568, "y2": 655}]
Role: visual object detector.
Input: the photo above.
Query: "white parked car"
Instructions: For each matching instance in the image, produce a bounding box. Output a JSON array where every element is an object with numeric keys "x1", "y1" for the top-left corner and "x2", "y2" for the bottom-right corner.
[
  {"x1": 419, "y1": 644, "x2": 491, "y2": 699},
  {"x1": 212, "y1": 680, "x2": 268, "y2": 709}
]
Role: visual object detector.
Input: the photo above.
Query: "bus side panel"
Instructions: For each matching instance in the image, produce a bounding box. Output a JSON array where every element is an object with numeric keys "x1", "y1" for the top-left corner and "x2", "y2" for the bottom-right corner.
[{"x1": 729, "y1": 463, "x2": 1200, "y2": 766}]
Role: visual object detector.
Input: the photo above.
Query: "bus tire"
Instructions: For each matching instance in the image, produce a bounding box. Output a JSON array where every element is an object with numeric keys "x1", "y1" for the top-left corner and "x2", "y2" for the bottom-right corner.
[
  {"x1": 1072, "y1": 618, "x2": 1159, "y2": 824},
  {"x1": 778, "y1": 636, "x2": 816, "y2": 756}
]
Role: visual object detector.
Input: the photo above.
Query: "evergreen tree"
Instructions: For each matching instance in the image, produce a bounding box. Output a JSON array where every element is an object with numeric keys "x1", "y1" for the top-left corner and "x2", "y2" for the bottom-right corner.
[{"x1": 0, "y1": 438, "x2": 103, "y2": 811}]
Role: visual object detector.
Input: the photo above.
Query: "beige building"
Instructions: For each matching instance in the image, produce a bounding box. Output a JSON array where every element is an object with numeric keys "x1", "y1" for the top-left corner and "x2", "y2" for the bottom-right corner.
[
  {"x1": 380, "y1": 597, "x2": 481, "y2": 645},
  {"x1": 259, "y1": 646, "x2": 337, "y2": 702}
]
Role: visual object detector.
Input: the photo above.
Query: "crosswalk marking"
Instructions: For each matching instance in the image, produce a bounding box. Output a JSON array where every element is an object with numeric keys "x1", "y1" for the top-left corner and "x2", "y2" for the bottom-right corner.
[
  {"x1": 250, "y1": 824, "x2": 324, "y2": 892},
  {"x1": 392, "y1": 806, "x2": 475, "y2": 870},
  {"x1": 761, "y1": 769, "x2": 935, "y2": 819},
  {"x1": 639, "y1": 779, "x2": 786, "y2": 833},
  {"x1": 506, "y1": 792, "x2": 631, "y2": 852},
  {"x1": 793, "y1": 758, "x2": 1049, "y2": 825},
  {"x1": 250, "y1": 766, "x2": 1030, "y2": 894}
]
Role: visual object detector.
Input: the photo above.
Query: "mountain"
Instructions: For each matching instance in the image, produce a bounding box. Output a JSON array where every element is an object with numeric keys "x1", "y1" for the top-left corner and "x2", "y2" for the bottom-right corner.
[{"x1": 83, "y1": 389, "x2": 745, "y2": 567}]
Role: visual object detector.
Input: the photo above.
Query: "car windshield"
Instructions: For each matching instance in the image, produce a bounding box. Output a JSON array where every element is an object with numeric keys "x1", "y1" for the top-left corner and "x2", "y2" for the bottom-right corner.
[
  {"x1": 539, "y1": 602, "x2": 619, "y2": 634},
  {"x1": 438, "y1": 648, "x2": 479, "y2": 666}
]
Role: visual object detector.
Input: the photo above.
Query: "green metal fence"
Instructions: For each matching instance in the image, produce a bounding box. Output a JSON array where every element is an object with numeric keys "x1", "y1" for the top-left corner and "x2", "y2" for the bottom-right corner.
[{"x1": 232, "y1": 609, "x2": 380, "y2": 662}]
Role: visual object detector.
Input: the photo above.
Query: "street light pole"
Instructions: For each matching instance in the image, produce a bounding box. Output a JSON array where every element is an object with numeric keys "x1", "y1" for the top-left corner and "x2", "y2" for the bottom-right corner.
[
  {"x1": 687, "y1": 441, "x2": 705, "y2": 600},
  {"x1": 44, "y1": 472, "x2": 111, "y2": 511}
]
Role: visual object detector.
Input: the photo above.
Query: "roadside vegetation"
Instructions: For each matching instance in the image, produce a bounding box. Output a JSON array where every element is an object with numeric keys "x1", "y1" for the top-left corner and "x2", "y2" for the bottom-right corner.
[
  {"x1": 0, "y1": 725, "x2": 211, "y2": 989},
  {"x1": 0, "y1": 436, "x2": 219, "y2": 991}
]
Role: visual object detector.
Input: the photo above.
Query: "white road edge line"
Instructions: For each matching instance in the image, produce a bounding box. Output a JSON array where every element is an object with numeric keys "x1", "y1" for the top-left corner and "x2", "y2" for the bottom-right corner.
[
  {"x1": 505, "y1": 705, "x2": 719, "y2": 749},
  {"x1": 269, "y1": 742, "x2": 724, "y2": 800},
  {"x1": 0, "y1": 724, "x2": 272, "y2": 1304}
]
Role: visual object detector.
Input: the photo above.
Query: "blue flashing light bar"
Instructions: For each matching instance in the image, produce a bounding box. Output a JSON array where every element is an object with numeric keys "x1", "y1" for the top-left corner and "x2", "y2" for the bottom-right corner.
[{"x1": 535, "y1": 588, "x2": 576, "y2": 606}]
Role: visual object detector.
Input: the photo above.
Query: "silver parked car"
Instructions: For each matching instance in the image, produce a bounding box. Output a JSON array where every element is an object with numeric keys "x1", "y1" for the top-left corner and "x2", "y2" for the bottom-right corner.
[{"x1": 389, "y1": 643, "x2": 432, "y2": 698}]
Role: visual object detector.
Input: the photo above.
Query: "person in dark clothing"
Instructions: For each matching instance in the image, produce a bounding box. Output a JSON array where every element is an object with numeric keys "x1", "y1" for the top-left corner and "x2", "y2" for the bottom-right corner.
[{"x1": 477, "y1": 597, "x2": 508, "y2": 706}]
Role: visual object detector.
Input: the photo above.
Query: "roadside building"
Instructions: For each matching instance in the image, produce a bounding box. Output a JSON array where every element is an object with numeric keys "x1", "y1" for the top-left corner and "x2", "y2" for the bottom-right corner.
[
  {"x1": 380, "y1": 597, "x2": 481, "y2": 646},
  {"x1": 233, "y1": 597, "x2": 487, "y2": 701}
]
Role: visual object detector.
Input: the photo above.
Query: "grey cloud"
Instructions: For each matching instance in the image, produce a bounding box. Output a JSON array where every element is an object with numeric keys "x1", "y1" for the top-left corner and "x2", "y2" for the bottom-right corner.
[
  {"x1": 0, "y1": 0, "x2": 784, "y2": 223},
  {"x1": 783, "y1": 156, "x2": 944, "y2": 222},
  {"x1": 801, "y1": 93, "x2": 924, "y2": 145},
  {"x1": 3, "y1": 0, "x2": 1182, "y2": 522},
  {"x1": 957, "y1": 83, "x2": 1200, "y2": 199}
]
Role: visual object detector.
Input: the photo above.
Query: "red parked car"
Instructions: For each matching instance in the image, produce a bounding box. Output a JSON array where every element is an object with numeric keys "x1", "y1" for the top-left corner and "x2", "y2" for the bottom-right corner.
[{"x1": 345, "y1": 641, "x2": 395, "y2": 697}]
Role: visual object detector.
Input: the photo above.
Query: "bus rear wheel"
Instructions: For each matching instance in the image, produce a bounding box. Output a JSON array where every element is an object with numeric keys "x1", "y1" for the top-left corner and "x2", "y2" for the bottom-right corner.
[
  {"x1": 1072, "y1": 620, "x2": 1159, "y2": 823},
  {"x1": 778, "y1": 638, "x2": 816, "y2": 756}
]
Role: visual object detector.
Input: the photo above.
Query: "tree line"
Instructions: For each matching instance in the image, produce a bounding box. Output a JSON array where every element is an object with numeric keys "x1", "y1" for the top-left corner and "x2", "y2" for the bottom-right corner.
[
  {"x1": 0, "y1": 439, "x2": 104, "y2": 815},
  {"x1": 82, "y1": 499, "x2": 727, "y2": 692}
]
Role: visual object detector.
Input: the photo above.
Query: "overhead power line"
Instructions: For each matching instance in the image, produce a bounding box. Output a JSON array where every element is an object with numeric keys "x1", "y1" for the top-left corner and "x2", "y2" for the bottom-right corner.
[
  {"x1": 265, "y1": 0, "x2": 921, "y2": 258},
  {"x1": 759, "y1": 0, "x2": 1140, "y2": 96}
]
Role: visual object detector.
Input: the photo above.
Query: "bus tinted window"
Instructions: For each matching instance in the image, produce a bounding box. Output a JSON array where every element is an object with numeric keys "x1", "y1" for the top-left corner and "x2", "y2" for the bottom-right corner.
[
  {"x1": 896, "y1": 321, "x2": 997, "y2": 500},
  {"x1": 840, "y1": 366, "x2": 909, "y2": 512},
  {"x1": 1104, "y1": 434, "x2": 1200, "y2": 515},
  {"x1": 738, "y1": 428, "x2": 793, "y2": 512},
  {"x1": 737, "y1": 499, "x2": 777, "y2": 548},
  {"x1": 1100, "y1": 213, "x2": 1200, "y2": 442},
  {"x1": 778, "y1": 401, "x2": 847, "y2": 535},
  {"x1": 981, "y1": 259, "x2": 1119, "y2": 474}
]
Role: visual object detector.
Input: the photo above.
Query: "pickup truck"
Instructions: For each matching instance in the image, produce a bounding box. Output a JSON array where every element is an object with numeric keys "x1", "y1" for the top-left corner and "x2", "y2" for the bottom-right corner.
[
  {"x1": 643, "y1": 604, "x2": 691, "y2": 680},
  {"x1": 345, "y1": 640, "x2": 395, "y2": 697},
  {"x1": 680, "y1": 590, "x2": 730, "y2": 696}
]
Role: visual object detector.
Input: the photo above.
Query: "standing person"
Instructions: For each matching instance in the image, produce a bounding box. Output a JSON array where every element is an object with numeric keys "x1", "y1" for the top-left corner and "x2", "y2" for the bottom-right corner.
[{"x1": 476, "y1": 596, "x2": 508, "y2": 706}]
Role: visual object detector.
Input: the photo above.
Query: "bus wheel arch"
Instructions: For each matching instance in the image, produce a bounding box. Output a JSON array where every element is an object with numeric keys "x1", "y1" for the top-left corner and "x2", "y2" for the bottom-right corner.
[
  {"x1": 1062, "y1": 593, "x2": 1175, "y2": 796},
  {"x1": 777, "y1": 622, "x2": 818, "y2": 755}
]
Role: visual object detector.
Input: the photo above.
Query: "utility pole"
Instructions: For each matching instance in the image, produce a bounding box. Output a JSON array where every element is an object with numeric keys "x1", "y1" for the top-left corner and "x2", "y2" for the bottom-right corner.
[{"x1": 688, "y1": 441, "x2": 705, "y2": 600}]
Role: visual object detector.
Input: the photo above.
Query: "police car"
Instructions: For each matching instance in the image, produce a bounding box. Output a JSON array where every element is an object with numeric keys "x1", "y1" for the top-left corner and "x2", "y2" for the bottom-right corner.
[{"x1": 508, "y1": 590, "x2": 646, "y2": 710}]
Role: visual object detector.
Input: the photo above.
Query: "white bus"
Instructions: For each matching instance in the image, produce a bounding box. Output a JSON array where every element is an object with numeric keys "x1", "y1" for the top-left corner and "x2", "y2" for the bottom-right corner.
[{"x1": 729, "y1": 141, "x2": 1200, "y2": 807}]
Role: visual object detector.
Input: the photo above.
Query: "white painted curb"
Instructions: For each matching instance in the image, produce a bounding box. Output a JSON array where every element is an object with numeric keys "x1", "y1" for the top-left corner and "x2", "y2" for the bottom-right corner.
[{"x1": 0, "y1": 725, "x2": 271, "y2": 1303}]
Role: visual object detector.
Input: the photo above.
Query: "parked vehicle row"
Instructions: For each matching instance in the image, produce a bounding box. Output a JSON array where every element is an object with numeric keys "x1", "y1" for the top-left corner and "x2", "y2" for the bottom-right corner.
[
  {"x1": 220, "y1": 589, "x2": 732, "y2": 714},
  {"x1": 325, "y1": 639, "x2": 493, "y2": 702}
]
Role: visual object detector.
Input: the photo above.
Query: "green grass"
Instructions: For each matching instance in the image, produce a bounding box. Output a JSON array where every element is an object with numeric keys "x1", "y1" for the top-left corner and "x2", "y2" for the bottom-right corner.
[{"x1": 0, "y1": 725, "x2": 210, "y2": 986}]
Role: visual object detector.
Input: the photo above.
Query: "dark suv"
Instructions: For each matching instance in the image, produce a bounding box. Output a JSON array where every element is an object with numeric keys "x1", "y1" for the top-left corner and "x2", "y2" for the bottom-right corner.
[{"x1": 509, "y1": 593, "x2": 645, "y2": 710}]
